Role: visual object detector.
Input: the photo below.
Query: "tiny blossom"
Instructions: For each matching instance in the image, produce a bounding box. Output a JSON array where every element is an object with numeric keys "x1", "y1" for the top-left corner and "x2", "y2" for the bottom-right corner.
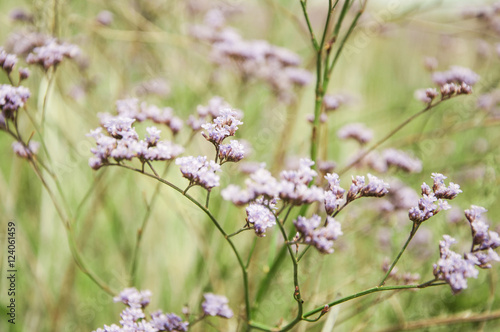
[
  {"x1": 433, "y1": 235, "x2": 479, "y2": 294},
  {"x1": 337, "y1": 123, "x2": 373, "y2": 144},
  {"x1": 145, "y1": 127, "x2": 161, "y2": 146},
  {"x1": 294, "y1": 215, "x2": 342, "y2": 254},
  {"x1": 19, "y1": 67, "x2": 30, "y2": 80},
  {"x1": 414, "y1": 88, "x2": 438, "y2": 104},
  {"x1": 176, "y1": 156, "x2": 221, "y2": 190},
  {"x1": 465, "y1": 206, "x2": 500, "y2": 250},
  {"x1": 408, "y1": 174, "x2": 460, "y2": 224},
  {"x1": 278, "y1": 159, "x2": 324, "y2": 205},
  {"x1": 9, "y1": 8, "x2": 34, "y2": 23},
  {"x1": 96, "y1": 10, "x2": 114, "y2": 26},
  {"x1": 201, "y1": 108, "x2": 243, "y2": 145},
  {"x1": 431, "y1": 173, "x2": 462, "y2": 199},
  {"x1": 0, "y1": 48, "x2": 18, "y2": 73},
  {"x1": 150, "y1": 311, "x2": 189, "y2": 331},
  {"x1": 424, "y1": 56, "x2": 438, "y2": 71},
  {"x1": 323, "y1": 93, "x2": 353, "y2": 111},
  {"x1": 432, "y1": 66, "x2": 480, "y2": 87},
  {"x1": 324, "y1": 173, "x2": 346, "y2": 215},
  {"x1": 113, "y1": 288, "x2": 152, "y2": 308},
  {"x1": 94, "y1": 289, "x2": 188, "y2": 332},
  {"x1": 0, "y1": 84, "x2": 30, "y2": 116},
  {"x1": 219, "y1": 139, "x2": 245, "y2": 163},
  {"x1": 382, "y1": 148, "x2": 422, "y2": 173},
  {"x1": 26, "y1": 39, "x2": 80, "y2": 69},
  {"x1": 201, "y1": 293, "x2": 234, "y2": 318},
  {"x1": 12, "y1": 140, "x2": 40, "y2": 158},
  {"x1": 318, "y1": 160, "x2": 337, "y2": 174},
  {"x1": 222, "y1": 165, "x2": 279, "y2": 205},
  {"x1": 306, "y1": 112, "x2": 328, "y2": 124},
  {"x1": 245, "y1": 198, "x2": 277, "y2": 237},
  {"x1": 346, "y1": 174, "x2": 389, "y2": 202}
]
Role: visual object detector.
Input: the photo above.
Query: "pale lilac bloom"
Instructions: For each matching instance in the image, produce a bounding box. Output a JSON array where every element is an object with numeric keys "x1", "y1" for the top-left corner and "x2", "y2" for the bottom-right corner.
[
  {"x1": 0, "y1": 84, "x2": 30, "y2": 115},
  {"x1": 433, "y1": 235, "x2": 479, "y2": 294},
  {"x1": 145, "y1": 127, "x2": 161, "y2": 146},
  {"x1": 113, "y1": 288, "x2": 152, "y2": 308},
  {"x1": 409, "y1": 174, "x2": 461, "y2": 224},
  {"x1": 432, "y1": 66, "x2": 480, "y2": 87},
  {"x1": 219, "y1": 139, "x2": 245, "y2": 163},
  {"x1": 176, "y1": 156, "x2": 221, "y2": 190},
  {"x1": 245, "y1": 198, "x2": 277, "y2": 237},
  {"x1": 201, "y1": 108, "x2": 243, "y2": 145},
  {"x1": 294, "y1": 215, "x2": 342, "y2": 254},
  {"x1": 0, "y1": 48, "x2": 18, "y2": 73},
  {"x1": 202, "y1": 293, "x2": 234, "y2": 318},
  {"x1": 382, "y1": 148, "x2": 422, "y2": 173},
  {"x1": 26, "y1": 39, "x2": 80, "y2": 69},
  {"x1": 12, "y1": 140, "x2": 40, "y2": 158},
  {"x1": 414, "y1": 88, "x2": 438, "y2": 104},
  {"x1": 337, "y1": 122, "x2": 373, "y2": 144},
  {"x1": 150, "y1": 311, "x2": 189, "y2": 331}
]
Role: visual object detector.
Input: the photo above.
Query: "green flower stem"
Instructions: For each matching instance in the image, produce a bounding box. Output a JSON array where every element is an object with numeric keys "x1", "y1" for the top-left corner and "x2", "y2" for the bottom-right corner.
[
  {"x1": 299, "y1": 0, "x2": 319, "y2": 50},
  {"x1": 110, "y1": 164, "x2": 252, "y2": 322},
  {"x1": 379, "y1": 223, "x2": 420, "y2": 287},
  {"x1": 302, "y1": 280, "x2": 444, "y2": 320},
  {"x1": 29, "y1": 158, "x2": 115, "y2": 295}
]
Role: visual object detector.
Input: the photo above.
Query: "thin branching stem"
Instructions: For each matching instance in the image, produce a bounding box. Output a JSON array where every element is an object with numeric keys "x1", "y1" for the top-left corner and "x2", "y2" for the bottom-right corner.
[
  {"x1": 339, "y1": 98, "x2": 447, "y2": 176},
  {"x1": 107, "y1": 163, "x2": 252, "y2": 323},
  {"x1": 379, "y1": 223, "x2": 420, "y2": 286}
]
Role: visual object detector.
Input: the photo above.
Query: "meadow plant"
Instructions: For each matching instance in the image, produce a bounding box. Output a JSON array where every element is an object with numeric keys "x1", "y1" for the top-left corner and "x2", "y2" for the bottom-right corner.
[{"x1": 1, "y1": 1, "x2": 500, "y2": 332}]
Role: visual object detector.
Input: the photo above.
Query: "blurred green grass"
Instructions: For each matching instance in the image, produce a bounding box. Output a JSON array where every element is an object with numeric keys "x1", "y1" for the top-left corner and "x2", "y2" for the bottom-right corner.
[{"x1": 0, "y1": 0, "x2": 499, "y2": 331}]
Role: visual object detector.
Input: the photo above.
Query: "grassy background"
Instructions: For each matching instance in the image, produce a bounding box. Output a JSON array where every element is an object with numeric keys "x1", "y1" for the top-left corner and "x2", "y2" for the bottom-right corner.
[{"x1": 0, "y1": 0, "x2": 499, "y2": 331}]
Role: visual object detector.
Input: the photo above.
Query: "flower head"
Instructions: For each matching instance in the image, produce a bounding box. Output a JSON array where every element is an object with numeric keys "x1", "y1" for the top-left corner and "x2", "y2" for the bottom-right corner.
[
  {"x1": 201, "y1": 293, "x2": 234, "y2": 318},
  {"x1": 176, "y1": 156, "x2": 221, "y2": 191}
]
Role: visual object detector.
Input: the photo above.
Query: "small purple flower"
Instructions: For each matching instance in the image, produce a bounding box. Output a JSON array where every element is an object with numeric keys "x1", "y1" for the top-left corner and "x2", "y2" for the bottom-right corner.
[
  {"x1": 176, "y1": 156, "x2": 221, "y2": 190},
  {"x1": 294, "y1": 215, "x2": 342, "y2": 254},
  {"x1": 433, "y1": 235, "x2": 479, "y2": 294},
  {"x1": 201, "y1": 108, "x2": 243, "y2": 145},
  {"x1": 219, "y1": 139, "x2": 245, "y2": 163},
  {"x1": 0, "y1": 84, "x2": 30, "y2": 116},
  {"x1": 382, "y1": 148, "x2": 422, "y2": 173},
  {"x1": 245, "y1": 198, "x2": 277, "y2": 237},
  {"x1": 151, "y1": 310, "x2": 189, "y2": 331},
  {"x1": 26, "y1": 39, "x2": 80, "y2": 69},
  {"x1": 337, "y1": 122, "x2": 373, "y2": 144},
  {"x1": 12, "y1": 140, "x2": 39, "y2": 158},
  {"x1": 201, "y1": 293, "x2": 234, "y2": 319},
  {"x1": 113, "y1": 287, "x2": 152, "y2": 308}
]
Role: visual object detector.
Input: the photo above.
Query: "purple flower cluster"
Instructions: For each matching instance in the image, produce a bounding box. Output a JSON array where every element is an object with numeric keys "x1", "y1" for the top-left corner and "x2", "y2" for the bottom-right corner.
[
  {"x1": 175, "y1": 156, "x2": 221, "y2": 190},
  {"x1": 408, "y1": 173, "x2": 461, "y2": 224},
  {"x1": 363, "y1": 148, "x2": 422, "y2": 174},
  {"x1": 293, "y1": 215, "x2": 343, "y2": 254},
  {"x1": 245, "y1": 198, "x2": 277, "y2": 237},
  {"x1": 187, "y1": 96, "x2": 242, "y2": 131},
  {"x1": 201, "y1": 108, "x2": 243, "y2": 145},
  {"x1": 26, "y1": 39, "x2": 80, "y2": 70},
  {"x1": 12, "y1": 140, "x2": 40, "y2": 159},
  {"x1": 88, "y1": 117, "x2": 184, "y2": 170},
  {"x1": 222, "y1": 165, "x2": 279, "y2": 205},
  {"x1": 190, "y1": 9, "x2": 312, "y2": 104},
  {"x1": 337, "y1": 123, "x2": 373, "y2": 145},
  {"x1": 201, "y1": 293, "x2": 234, "y2": 319},
  {"x1": 466, "y1": 206, "x2": 500, "y2": 252},
  {"x1": 278, "y1": 159, "x2": 324, "y2": 205},
  {"x1": 323, "y1": 93, "x2": 354, "y2": 112},
  {"x1": 0, "y1": 84, "x2": 30, "y2": 118},
  {"x1": 414, "y1": 88, "x2": 439, "y2": 104},
  {"x1": 115, "y1": 98, "x2": 183, "y2": 135},
  {"x1": 219, "y1": 140, "x2": 245, "y2": 163},
  {"x1": 346, "y1": 174, "x2": 390, "y2": 203},
  {"x1": 0, "y1": 47, "x2": 18, "y2": 73},
  {"x1": 324, "y1": 173, "x2": 346, "y2": 215},
  {"x1": 93, "y1": 288, "x2": 188, "y2": 332}
]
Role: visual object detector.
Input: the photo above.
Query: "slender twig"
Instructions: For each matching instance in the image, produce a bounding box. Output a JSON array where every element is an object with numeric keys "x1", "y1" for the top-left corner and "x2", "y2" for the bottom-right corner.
[
  {"x1": 379, "y1": 223, "x2": 420, "y2": 287},
  {"x1": 107, "y1": 163, "x2": 252, "y2": 322},
  {"x1": 338, "y1": 99, "x2": 447, "y2": 176}
]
